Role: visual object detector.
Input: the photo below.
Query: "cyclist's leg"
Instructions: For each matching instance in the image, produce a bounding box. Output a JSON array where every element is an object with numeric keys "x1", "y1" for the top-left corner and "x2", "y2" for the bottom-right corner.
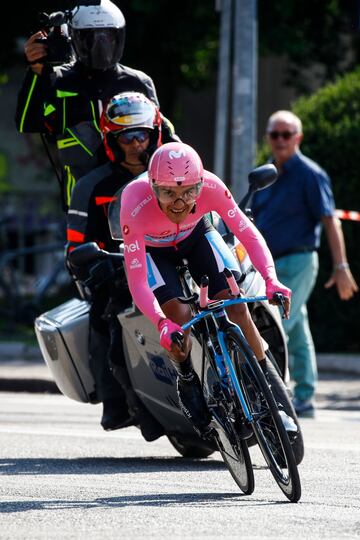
[
  {"x1": 146, "y1": 247, "x2": 211, "y2": 432},
  {"x1": 187, "y1": 224, "x2": 266, "y2": 361}
]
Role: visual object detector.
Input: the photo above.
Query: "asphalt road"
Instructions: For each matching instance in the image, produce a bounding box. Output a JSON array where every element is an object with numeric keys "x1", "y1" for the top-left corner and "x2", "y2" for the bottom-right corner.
[{"x1": 0, "y1": 386, "x2": 359, "y2": 539}]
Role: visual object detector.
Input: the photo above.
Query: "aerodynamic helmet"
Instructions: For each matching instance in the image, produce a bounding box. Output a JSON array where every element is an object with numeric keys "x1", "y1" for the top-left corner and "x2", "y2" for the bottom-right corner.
[
  {"x1": 69, "y1": 0, "x2": 126, "y2": 70},
  {"x1": 148, "y1": 142, "x2": 204, "y2": 187}
]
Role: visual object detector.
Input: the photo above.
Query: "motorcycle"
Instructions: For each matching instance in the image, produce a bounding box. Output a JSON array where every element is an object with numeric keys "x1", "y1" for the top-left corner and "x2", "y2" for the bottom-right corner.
[{"x1": 34, "y1": 164, "x2": 304, "y2": 461}]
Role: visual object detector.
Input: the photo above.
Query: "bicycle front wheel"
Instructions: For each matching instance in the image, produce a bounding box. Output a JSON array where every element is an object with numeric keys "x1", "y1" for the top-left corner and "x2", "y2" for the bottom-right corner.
[
  {"x1": 203, "y1": 341, "x2": 254, "y2": 495},
  {"x1": 215, "y1": 420, "x2": 254, "y2": 495},
  {"x1": 225, "y1": 328, "x2": 301, "y2": 503}
]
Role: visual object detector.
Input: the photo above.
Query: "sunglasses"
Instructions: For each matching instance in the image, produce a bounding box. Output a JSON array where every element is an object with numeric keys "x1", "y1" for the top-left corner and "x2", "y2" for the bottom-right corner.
[
  {"x1": 153, "y1": 182, "x2": 203, "y2": 204},
  {"x1": 115, "y1": 129, "x2": 150, "y2": 145},
  {"x1": 268, "y1": 130, "x2": 297, "y2": 141}
]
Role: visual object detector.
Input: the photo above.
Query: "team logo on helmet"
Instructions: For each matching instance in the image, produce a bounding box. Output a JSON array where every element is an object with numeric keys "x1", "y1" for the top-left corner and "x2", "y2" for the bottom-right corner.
[{"x1": 169, "y1": 149, "x2": 186, "y2": 159}]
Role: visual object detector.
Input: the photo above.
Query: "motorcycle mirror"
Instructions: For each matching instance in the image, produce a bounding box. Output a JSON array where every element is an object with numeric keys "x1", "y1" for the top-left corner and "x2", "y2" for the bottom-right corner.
[
  {"x1": 68, "y1": 242, "x2": 103, "y2": 267},
  {"x1": 248, "y1": 163, "x2": 278, "y2": 192}
]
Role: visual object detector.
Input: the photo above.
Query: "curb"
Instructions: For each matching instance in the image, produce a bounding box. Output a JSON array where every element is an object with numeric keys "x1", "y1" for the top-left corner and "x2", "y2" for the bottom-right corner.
[
  {"x1": 1, "y1": 342, "x2": 360, "y2": 373},
  {"x1": 0, "y1": 343, "x2": 359, "y2": 395}
]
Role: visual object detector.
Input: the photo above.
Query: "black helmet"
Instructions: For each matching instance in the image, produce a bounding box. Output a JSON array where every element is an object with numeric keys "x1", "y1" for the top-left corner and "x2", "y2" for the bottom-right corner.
[{"x1": 69, "y1": 0, "x2": 126, "y2": 70}]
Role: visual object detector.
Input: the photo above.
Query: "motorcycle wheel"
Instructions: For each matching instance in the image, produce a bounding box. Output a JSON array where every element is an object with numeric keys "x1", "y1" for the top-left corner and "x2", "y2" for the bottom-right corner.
[{"x1": 167, "y1": 435, "x2": 215, "y2": 458}]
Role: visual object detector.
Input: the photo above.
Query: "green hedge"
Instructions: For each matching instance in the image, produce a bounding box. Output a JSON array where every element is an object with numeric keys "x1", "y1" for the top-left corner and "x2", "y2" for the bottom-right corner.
[{"x1": 257, "y1": 69, "x2": 360, "y2": 352}]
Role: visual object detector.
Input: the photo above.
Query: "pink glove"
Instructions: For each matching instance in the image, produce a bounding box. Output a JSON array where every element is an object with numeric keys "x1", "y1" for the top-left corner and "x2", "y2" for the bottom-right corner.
[
  {"x1": 265, "y1": 278, "x2": 292, "y2": 301},
  {"x1": 158, "y1": 318, "x2": 183, "y2": 352}
]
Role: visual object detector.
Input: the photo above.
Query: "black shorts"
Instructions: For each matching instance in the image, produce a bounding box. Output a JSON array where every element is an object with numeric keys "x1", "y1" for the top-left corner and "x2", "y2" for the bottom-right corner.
[{"x1": 146, "y1": 218, "x2": 241, "y2": 306}]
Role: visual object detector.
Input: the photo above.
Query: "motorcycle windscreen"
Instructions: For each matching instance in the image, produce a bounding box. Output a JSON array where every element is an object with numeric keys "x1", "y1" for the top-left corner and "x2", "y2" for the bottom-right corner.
[
  {"x1": 108, "y1": 185, "x2": 125, "y2": 241},
  {"x1": 108, "y1": 171, "x2": 148, "y2": 240}
]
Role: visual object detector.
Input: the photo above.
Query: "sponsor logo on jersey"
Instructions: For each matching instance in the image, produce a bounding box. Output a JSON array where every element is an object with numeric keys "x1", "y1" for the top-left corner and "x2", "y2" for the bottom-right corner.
[
  {"x1": 129, "y1": 258, "x2": 142, "y2": 270},
  {"x1": 228, "y1": 208, "x2": 237, "y2": 218},
  {"x1": 203, "y1": 181, "x2": 217, "y2": 189},
  {"x1": 124, "y1": 240, "x2": 140, "y2": 253},
  {"x1": 130, "y1": 195, "x2": 152, "y2": 217},
  {"x1": 238, "y1": 219, "x2": 248, "y2": 232},
  {"x1": 224, "y1": 190, "x2": 232, "y2": 199},
  {"x1": 123, "y1": 225, "x2": 129, "y2": 235}
]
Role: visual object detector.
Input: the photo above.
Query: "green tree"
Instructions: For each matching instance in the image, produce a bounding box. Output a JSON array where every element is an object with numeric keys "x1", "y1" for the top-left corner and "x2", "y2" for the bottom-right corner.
[{"x1": 3, "y1": 1, "x2": 360, "y2": 114}]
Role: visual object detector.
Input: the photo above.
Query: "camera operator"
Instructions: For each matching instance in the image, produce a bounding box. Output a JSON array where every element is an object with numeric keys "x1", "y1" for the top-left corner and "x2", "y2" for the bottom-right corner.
[{"x1": 15, "y1": 0, "x2": 175, "y2": 210}]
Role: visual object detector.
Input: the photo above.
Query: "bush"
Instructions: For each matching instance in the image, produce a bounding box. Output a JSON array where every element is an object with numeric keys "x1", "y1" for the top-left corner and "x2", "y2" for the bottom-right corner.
[{"x1": 257, "y1": 69, "x2": 360, "y2": 352}]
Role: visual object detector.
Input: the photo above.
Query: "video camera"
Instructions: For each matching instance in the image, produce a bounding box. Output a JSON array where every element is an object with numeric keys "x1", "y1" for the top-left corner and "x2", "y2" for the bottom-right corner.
[{"x1": 36, "y1": 1, "x2": 101, "y2": 66}]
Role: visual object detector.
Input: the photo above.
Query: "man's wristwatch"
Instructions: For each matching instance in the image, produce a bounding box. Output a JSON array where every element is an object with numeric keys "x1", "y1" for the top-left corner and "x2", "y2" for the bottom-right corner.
[{"x1": 334, "y1": 262, "x2": 349, "y2": 271}]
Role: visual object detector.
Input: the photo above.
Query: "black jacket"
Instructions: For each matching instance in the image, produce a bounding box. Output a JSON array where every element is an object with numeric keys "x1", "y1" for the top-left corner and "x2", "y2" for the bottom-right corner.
[
  {"x1": 66, "y1": 161, "x2": 135, "y2": 255},
  {"x1": 15, "y1": 62, "x2": 174, "y2": 208}
]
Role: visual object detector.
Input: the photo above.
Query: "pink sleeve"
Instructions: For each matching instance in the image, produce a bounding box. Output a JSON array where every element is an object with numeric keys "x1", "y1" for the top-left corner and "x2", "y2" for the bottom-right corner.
[
  {"x1": 208, "y1": 176, "x2": 277, "y2": 281},
  {"x1": 120, "y1": 194, "x2": 165, "y2": 327}
]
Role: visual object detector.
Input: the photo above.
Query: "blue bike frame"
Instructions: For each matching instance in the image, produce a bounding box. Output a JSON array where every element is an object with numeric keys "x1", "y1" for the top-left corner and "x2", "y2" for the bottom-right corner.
[{"x1": 181, "y1": 294, "x2": 268, "y2": 424}]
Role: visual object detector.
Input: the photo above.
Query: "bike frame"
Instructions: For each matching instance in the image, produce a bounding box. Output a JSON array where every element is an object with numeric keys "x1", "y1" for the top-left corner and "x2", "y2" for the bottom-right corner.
[{"x1": 182, "y1": 294, "x2": 268, "y2": 424}]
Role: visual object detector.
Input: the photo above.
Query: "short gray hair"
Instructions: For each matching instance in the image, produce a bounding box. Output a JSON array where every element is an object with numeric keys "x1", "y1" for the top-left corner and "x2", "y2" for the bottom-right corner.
[{"x1": 267, "y1": 110, "x2": 303, "y2": 134}]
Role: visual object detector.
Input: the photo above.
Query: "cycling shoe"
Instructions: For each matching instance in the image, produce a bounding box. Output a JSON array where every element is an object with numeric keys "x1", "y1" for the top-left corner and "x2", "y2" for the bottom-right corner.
[{"x1": 177, "y1": 371, "x2": 212, "y2": 435}]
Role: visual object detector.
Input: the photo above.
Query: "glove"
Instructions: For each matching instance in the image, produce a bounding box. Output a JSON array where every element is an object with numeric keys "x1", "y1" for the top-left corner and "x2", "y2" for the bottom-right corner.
[
  {"x1": 265, "y1": 277, "x2": 292, "y2": 301},
  {"x1": 158, "y1": 318, "x2": 183, "y2": 352}
]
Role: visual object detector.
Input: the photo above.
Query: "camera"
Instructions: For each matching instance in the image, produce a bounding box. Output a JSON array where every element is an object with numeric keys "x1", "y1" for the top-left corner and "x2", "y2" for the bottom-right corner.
[{"x1": 36, "y1": 1, "x2": 101, "y2": 66}]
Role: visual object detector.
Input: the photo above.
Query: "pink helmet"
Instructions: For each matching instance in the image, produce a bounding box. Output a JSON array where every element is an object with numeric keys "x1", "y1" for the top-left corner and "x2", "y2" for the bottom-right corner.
[{"x1": 148, "y1": 142, "x2": 204, "y2": 187}]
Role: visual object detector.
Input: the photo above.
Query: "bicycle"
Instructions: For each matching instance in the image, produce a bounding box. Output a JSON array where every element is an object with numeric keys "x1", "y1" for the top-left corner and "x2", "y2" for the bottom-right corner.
[{"x1": 173, "y1": 266, "x2": 302, "y2": 502}]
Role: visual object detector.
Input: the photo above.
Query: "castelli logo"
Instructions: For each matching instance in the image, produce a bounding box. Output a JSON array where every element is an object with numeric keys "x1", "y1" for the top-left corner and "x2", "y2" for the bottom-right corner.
[
  {"x1": 224, "y1": 190, "x2": 232, "y2": 199},
  {"x1": 123, "y1": 225, "x2": 129, "y2": 235}
]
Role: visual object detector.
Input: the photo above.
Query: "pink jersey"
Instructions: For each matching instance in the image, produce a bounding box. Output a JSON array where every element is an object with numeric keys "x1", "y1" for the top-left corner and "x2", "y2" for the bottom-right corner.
[{"x1": 120, "y1": 171, "x2": 277, "y2": 326}]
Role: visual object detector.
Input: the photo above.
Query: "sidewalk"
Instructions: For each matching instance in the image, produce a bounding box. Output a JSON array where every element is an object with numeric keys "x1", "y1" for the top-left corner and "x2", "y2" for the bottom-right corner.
[{"x1": 0, "y1": 341, "x2": 359, "y2": 394}]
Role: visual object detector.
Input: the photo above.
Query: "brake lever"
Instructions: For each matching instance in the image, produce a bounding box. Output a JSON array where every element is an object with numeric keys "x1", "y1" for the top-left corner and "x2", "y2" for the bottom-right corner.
[
  {"x1": 272, "y1": 292, "x2": 286, "y2": 319},
  {"x1": 171, "y1": 331, "x2": 185, "y2": 350}
]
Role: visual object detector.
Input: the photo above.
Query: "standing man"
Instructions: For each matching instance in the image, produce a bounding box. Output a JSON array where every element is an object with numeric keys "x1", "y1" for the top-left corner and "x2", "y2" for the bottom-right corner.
[{"x1": 251, "y1": 110, "x2": 358, "y2": 417}]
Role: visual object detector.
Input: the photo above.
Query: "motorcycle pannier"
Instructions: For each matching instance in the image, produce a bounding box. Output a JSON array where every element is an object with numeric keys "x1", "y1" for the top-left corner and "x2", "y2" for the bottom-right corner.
[{"x1": 34, "y1": 298, "x2": 97, "y2": 403}]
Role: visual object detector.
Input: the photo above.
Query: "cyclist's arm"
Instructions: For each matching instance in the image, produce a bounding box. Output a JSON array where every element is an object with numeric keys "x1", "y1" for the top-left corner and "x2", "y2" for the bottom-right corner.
[
  {"x1": 120, "y1": 195, "x2": 166, "y2": 327},
  {"x1": 208, "y1": 175, "x2": 277, "y2": 281}
]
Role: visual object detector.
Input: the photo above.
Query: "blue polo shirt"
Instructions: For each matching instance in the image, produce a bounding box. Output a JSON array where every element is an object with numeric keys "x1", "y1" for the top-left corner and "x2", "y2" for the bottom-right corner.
[{"x1": 251, "y1": 151, "x2": 335, "y2": 259}]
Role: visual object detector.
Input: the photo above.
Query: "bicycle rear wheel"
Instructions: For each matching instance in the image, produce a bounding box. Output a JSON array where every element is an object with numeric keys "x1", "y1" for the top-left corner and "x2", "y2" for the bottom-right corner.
[{"x1": 225, "y1": 328, "x2": 301, "y2": 503}]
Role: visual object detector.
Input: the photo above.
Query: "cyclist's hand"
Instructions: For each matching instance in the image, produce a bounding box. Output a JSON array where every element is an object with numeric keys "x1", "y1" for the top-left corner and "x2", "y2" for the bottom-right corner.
[
  {"x1": 158, "y1": 318, "x2": 183, "y2": 352},
  {"x1": 265, "y1": 278, "x2": 292, "y2": 319}
]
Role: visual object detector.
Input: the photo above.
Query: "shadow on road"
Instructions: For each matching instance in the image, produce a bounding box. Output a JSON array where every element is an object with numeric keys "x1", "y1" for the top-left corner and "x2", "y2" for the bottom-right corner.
[{"x1": 0, "y1": 455, "x2": 228, "y2": 477}]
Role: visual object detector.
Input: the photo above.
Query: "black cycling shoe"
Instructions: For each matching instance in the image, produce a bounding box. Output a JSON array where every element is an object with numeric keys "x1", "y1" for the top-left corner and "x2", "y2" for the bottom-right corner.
[
  {"x1": 137, "y1": 409, "x2": 165, "y2": 442},
  {"x1": 177, "y1": 371, "x2": 212, "y2": 436},
  {"x1": 101, "y1": 397, "x2": 134, "y2": 431}
]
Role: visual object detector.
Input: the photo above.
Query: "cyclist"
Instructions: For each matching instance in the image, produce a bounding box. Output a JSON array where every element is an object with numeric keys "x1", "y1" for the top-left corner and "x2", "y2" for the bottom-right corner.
[
  {"x1": 66, "y1": 92, "x2": 179, "y2": 439},
  {"x1": 15, "y1": 0, "x2": 175, "y2": 209},
  {"x1": 120, "y1": 142, "x2": 292, "y2": 435}
]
